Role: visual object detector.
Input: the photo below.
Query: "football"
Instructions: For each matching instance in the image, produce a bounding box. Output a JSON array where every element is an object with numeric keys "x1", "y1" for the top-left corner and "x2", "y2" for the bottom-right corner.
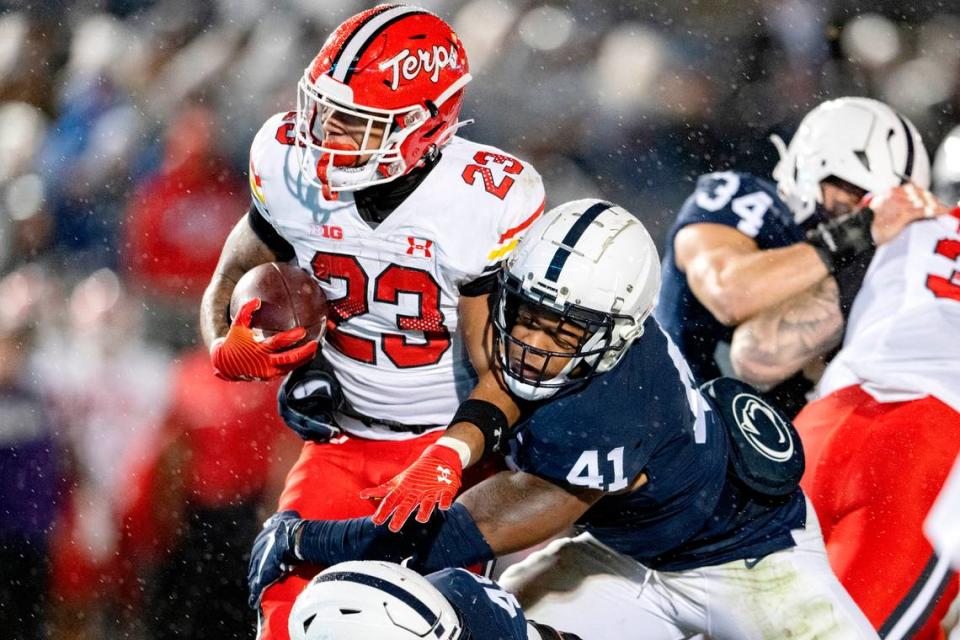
[{"x1": 229, "y1": 262, "x2": 327, "y2": 342}]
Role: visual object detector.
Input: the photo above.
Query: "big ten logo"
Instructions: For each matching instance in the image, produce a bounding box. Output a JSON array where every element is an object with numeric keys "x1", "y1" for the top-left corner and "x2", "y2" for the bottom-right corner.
[
  {"x1": 309, "y1": 224, "x2": 344, "y2": 239},
  {"x1": 379, "y1": 44, "x2": 460, "y2": 91}
]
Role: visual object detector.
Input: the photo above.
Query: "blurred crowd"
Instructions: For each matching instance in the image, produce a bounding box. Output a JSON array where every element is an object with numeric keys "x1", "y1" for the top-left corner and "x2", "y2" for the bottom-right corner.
[{"x1": 1, "y1": 0, "x2": 959, "y2": 638}]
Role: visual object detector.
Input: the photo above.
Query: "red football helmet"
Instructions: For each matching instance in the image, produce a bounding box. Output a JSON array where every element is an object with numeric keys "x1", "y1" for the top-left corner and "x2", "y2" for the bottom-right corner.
[{"x1": 296, "y1": 4, "x2": 472, "y2": 199}]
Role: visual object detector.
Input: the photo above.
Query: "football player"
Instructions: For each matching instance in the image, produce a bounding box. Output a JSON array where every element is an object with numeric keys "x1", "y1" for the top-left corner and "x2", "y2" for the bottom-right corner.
[
  {"x1": 657, "y1": 97, "x2": 931, "y2": 417},
  {"x1": 288, "y1": 561, "x2": 581, "y2": 640},
  {"x1": 249, "y1": 200, "x2": 878, "y2": 639},
  {"x1": 198, "y1": 5, "x2": 544, "y2": 638},
  {"x1": 737, "y1": 160, "x2": 960, "y2": 634},
  {"x1": 730, "y1": 129, "x2": 960, "y2": 639}
]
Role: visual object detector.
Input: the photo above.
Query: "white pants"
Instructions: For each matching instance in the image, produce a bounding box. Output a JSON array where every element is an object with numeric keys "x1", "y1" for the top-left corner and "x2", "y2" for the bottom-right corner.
[{"x1": 499, "y1": 499, "x2": 878, "y2": 640}]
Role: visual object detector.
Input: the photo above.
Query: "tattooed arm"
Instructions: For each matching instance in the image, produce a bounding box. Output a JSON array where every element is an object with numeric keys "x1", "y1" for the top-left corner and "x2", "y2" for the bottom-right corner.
[
  {"x1": 199, "y1": 208, "x2": 287, "y2": 350},
  {"x1": 729, "y1": 276, "x2": 844, "y2": 391}
]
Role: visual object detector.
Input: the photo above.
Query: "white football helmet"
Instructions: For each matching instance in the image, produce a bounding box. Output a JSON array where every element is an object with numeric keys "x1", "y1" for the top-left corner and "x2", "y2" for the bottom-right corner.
[
  {"x1": 494, "y1": 199, "x2": 660, "y2": 401},
  {"x1": 289, "y1": 561, "x2": 461, "y2": 640},
  {"x1": 771, "y1": 97, "x2": 930, "y2": 224},
  {"x1": 933, "y1": 124, "x2": 960, "y2": 205}
]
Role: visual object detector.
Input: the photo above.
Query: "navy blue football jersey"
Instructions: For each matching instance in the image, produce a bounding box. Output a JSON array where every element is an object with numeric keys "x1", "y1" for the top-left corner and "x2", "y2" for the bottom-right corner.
[
  {"x1": 656, "y1": 171, "x2": 813, "y2": 415},
  {"x1": 427, "y1": 568, "x2": 528, "y2": 640},
  {"x1": 507, "y1": 316, "x2": 806, "y2": 571}
]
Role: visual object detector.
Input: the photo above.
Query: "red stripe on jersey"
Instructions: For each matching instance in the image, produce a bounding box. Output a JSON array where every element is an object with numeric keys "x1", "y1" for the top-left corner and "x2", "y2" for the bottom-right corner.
[
  {"x1": 949, "y1": 206, "x2": 960, "y2": 221},
  {"x1": 499, "y1": 198, "x2": 546, "y2": 244}
]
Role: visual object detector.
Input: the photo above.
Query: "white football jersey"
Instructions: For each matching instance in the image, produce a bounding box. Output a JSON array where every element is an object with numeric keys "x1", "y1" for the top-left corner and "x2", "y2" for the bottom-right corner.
[
  {"x1": 817, "y1": 214, "x2": 960, "y2": 413},
  {"x1": 249, "y1": 112, "x2": 545, "y2": 437}
]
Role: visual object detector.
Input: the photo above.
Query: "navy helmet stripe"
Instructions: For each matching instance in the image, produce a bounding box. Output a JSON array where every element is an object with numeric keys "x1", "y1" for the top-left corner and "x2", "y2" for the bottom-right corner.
[
  {"x1": 313, "y1": 571, "x2": 439, "y2": 627},
  {"x1": 329, "y1": 4, "x2": 398, "y2": 72},
  {"x1": 895, "y1": 113, "x2": 915, "y2": 182},
  {"x1": 544, "y1": 201, "x2": 613, "y2": 282}
]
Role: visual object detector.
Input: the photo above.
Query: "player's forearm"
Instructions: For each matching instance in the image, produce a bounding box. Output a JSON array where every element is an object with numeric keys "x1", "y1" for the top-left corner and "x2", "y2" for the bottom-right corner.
[
  {"x1": 689, "y1": 242, "x2": 829, "y2": 325},
  {"x1": 459, "y1": 471, "x2": 597, "y2": 555},
  {"x1": 293, "y1": 503, "x2": 494, "y2": 573},
  {"x1": 293, "y1": 472, "x2": 593, "y2": 570},
  {"x1": 200, "y1": 274, "x2": 236, "y2": 348},
  {"x1": 199, "y1": 215, "x2": 280, "y2": 349},
  {"x1": 730, "y1": 277, "x2": 844, "y2": 389},
  {"x1": 459, "y1": 292, "x2": 495, "y2": 378}
]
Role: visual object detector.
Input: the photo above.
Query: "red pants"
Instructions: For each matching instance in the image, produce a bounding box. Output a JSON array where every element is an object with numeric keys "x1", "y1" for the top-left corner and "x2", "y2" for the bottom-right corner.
[
  {"x1": 797, "y1": 385, "x2": 960, "y2": 639},
  {"x1": 259, "y1": 431, "x2": 496, "y2": 640}
]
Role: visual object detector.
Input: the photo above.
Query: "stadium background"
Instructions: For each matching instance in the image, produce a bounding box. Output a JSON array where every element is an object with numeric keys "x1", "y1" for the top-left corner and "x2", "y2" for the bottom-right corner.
[{"x1": 1, "y1": 0, "x2": 958, "y2": 637}]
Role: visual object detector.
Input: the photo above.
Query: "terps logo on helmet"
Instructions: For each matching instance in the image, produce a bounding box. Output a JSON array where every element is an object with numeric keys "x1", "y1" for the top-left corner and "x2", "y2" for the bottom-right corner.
[{"x1": 379, "y1": 44, "x2": 461, "y2": 91}]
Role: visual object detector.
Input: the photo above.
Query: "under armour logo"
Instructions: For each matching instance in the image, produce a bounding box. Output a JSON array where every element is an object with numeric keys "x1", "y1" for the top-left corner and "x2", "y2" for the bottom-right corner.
[
  {"x1": 436, "y1": 465, "x2": 453, "y2": 485},
  {"x1": 407, "y1": 237, "x2": 433, "y2": 258}
]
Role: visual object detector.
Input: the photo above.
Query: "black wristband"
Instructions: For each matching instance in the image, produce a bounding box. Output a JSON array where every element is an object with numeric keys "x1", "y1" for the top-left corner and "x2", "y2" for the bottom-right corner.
[
  {"x1": 451, "y1": 399, "x2": 509, "y2": 455},
  {"x1": 804, "y1": 208, "x2": 875, "y2": 274}
]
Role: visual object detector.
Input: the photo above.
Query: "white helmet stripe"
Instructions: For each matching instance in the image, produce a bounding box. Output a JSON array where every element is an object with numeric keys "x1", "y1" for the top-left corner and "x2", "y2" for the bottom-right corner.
[
  {"x1": 332, "y1": 5, "x2": 424, "y2": 83},
  {"x1": 544, "y1": 201, "x2": 613, "y2": 282}
]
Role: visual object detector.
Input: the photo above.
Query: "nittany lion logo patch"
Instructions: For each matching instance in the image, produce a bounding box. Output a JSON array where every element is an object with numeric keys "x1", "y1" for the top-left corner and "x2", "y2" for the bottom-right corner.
[{"x1": 732, "y1": 393, "x2": 795, "y2": 463}]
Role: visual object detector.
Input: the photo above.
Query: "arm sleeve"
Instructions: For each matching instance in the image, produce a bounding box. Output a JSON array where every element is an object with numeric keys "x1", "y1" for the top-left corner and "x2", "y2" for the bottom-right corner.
[
  {"x1": 295, "y1": 503, "x2": 493, "y2": 573},
  {"x1": 246, "y1": 204, "x2": 295, "y2": 262}
]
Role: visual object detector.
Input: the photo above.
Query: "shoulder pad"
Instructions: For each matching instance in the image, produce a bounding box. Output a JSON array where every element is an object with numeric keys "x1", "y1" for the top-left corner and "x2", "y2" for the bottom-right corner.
[
  {"x1": 250, "y1": 111, "x2": 297, "y2": 168},
  {"x1": 681, "y1": 171, "x2": 790, "y2": 238},
  {"x1": 438, "y1": 138, "x2": 546, "y2": 265}
]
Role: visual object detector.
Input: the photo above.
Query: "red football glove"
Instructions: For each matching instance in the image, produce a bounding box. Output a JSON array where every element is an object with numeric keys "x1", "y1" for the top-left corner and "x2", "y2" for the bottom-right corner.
[
  {"x1": 360, "y1": 443, "x2": 463, "y2": 533},
  {"x1": 211, "y1": 298, "x2": 318, "y2": 381}
]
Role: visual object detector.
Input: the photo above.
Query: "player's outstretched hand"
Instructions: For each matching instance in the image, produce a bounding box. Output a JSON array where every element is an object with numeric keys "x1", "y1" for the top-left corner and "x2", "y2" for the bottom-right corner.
[
  {"x1": 247, "y1": 510, "x2": 304, "y2": 609},
  {"x1": 870, "y1": 183, "x2": 949, "y2": 245},
  {"x1": 360, "y1": 443, "x2": 463, "y2": 533},
  {"x1": 211, "y1": 298, "x2": 318, "y2": 381}
]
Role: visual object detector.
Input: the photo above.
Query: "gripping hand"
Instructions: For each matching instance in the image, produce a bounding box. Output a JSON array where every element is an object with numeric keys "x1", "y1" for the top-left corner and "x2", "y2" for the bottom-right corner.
[
  {"x1": 360, "y1": 444, "x2": 463, "y2": 533},
  {"x1": 211, "y1": 298, "x2": 318, "y2": 381}
]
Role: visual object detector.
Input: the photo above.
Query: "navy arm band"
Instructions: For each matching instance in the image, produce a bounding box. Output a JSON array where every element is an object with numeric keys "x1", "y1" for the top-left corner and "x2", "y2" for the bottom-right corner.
[{"x1": 295, "y1": 503, "x2": 493, "y2": 573}]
